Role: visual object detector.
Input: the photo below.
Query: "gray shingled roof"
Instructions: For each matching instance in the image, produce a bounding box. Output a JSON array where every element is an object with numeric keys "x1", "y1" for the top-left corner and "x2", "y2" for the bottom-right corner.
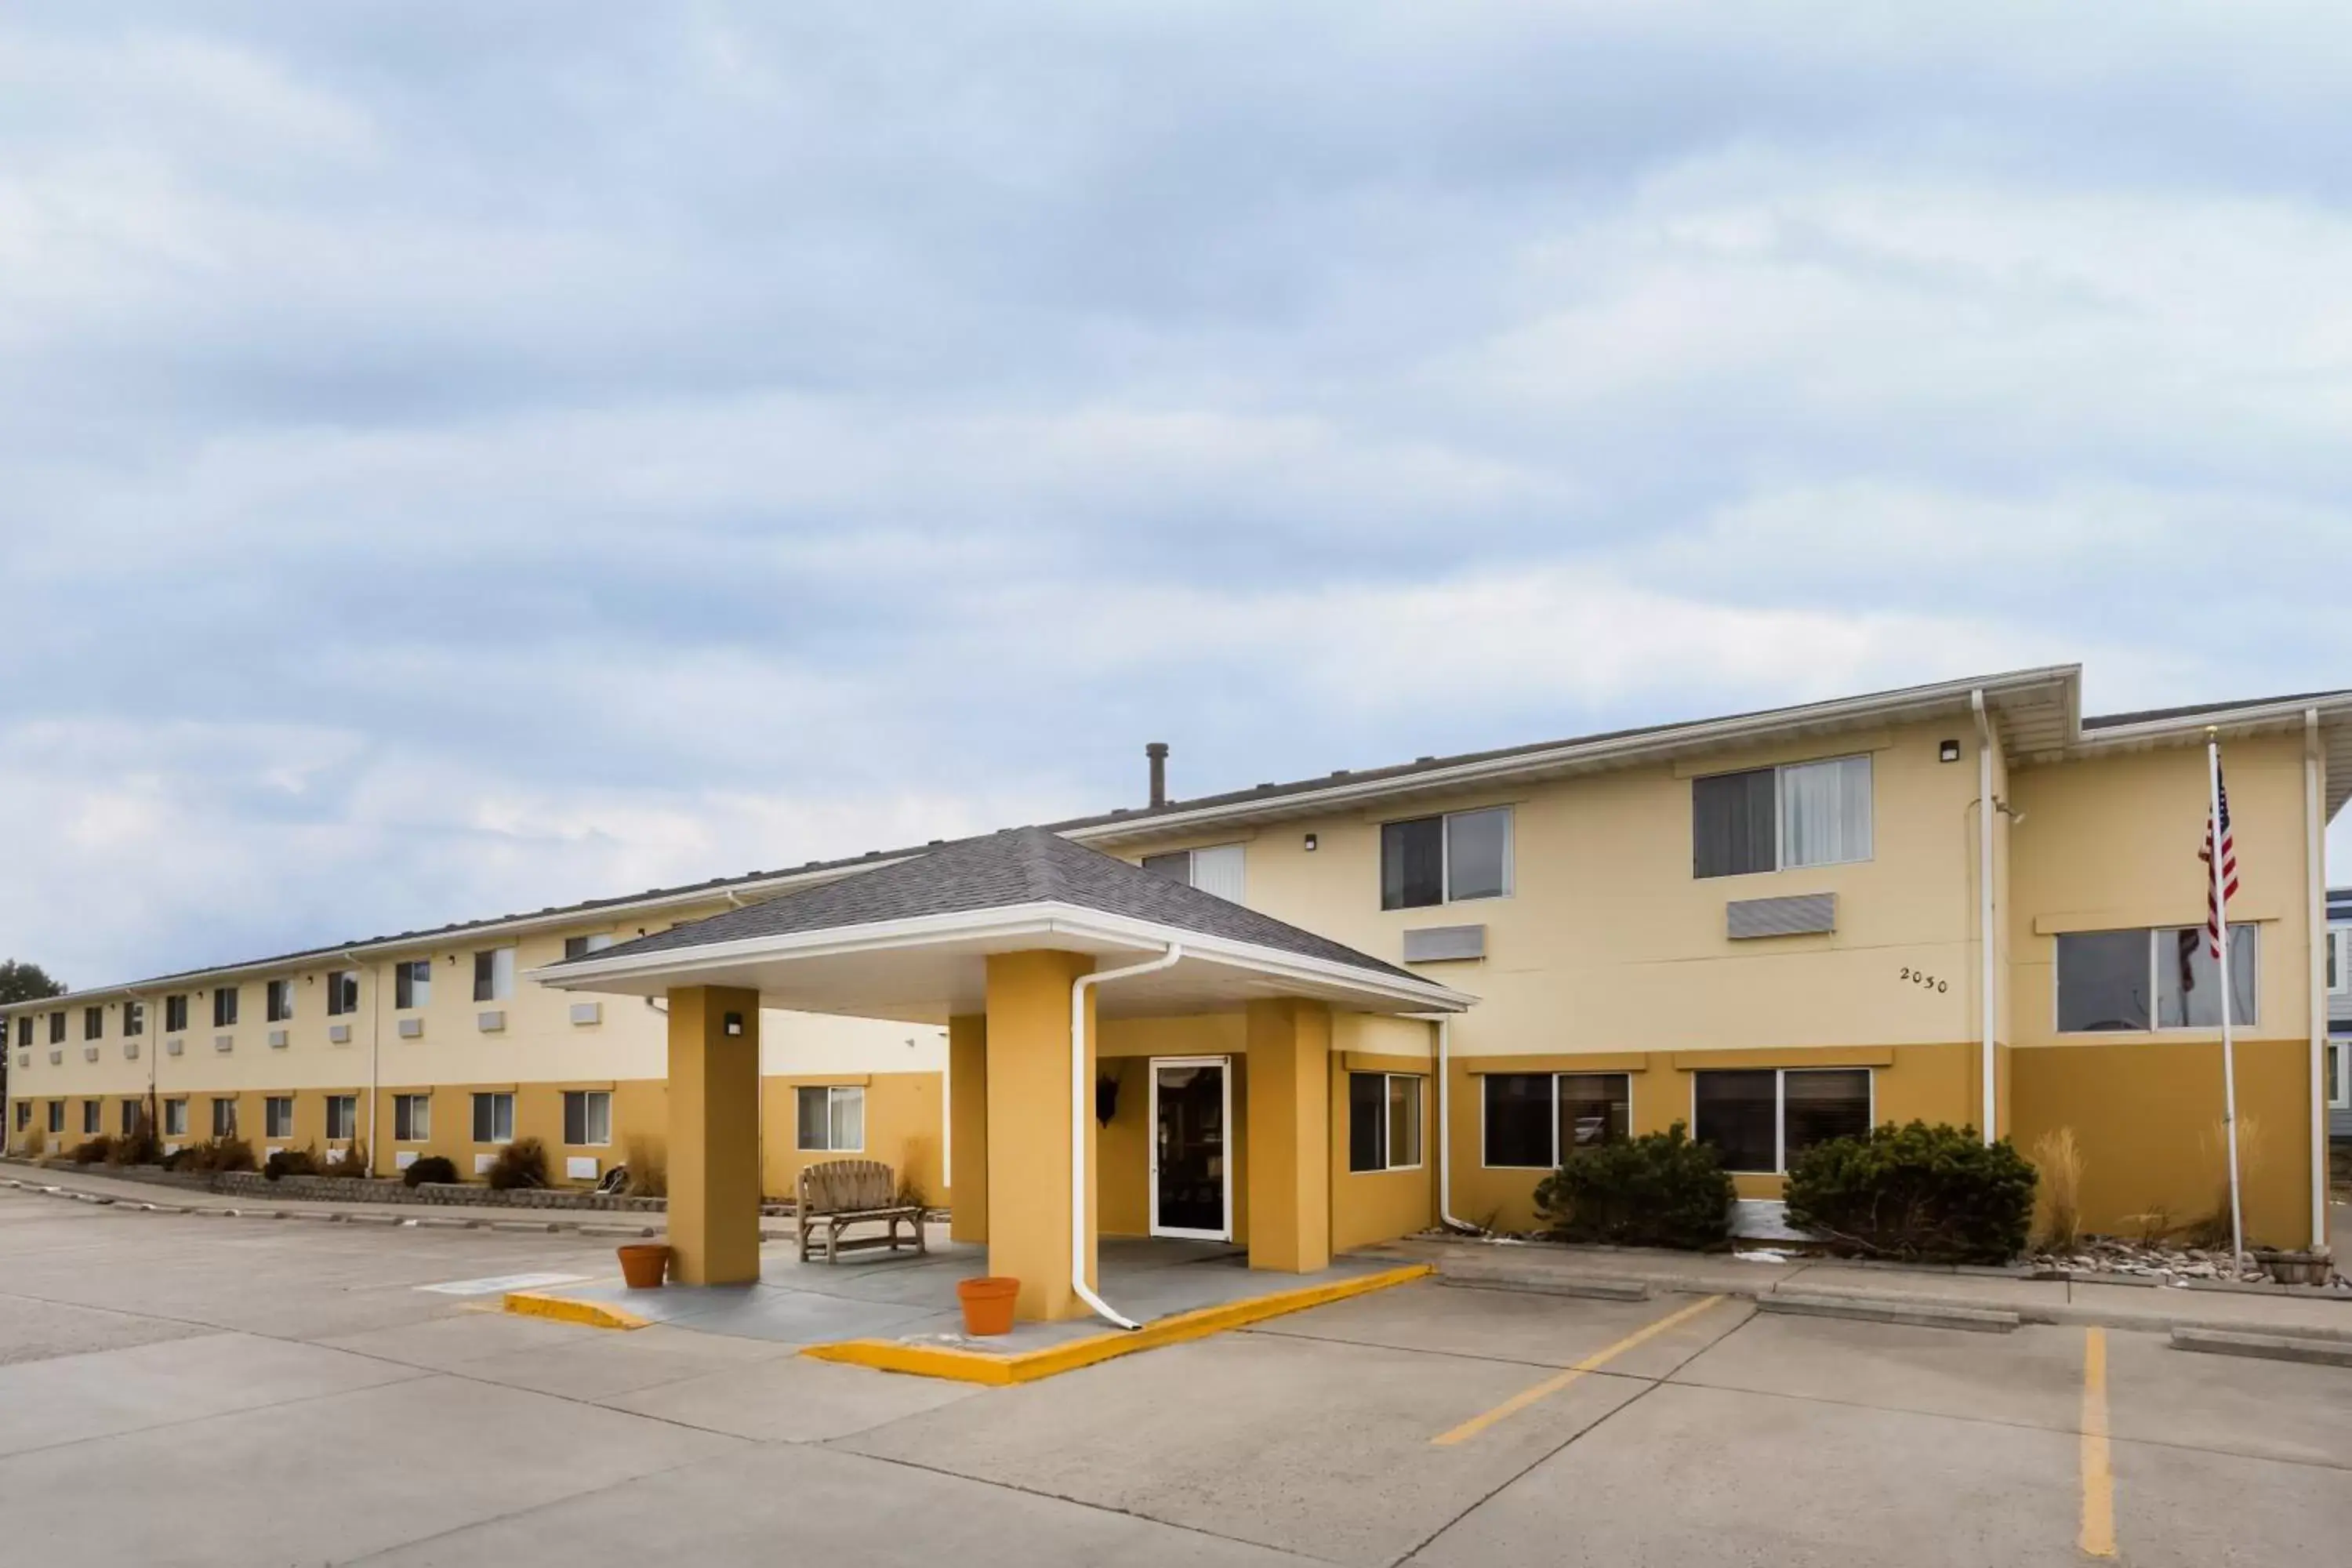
[{"x1": 554, "y1": 826, "x2": 1423, "y2": 983}]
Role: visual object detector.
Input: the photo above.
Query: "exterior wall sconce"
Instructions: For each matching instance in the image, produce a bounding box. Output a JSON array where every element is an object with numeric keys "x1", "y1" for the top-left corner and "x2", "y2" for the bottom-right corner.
[
  {"x1": 723, "y1": 1011, "x2": 745, "y2": 1036},
  {"x1": 1939, "y1": 739, "x2": 1962, "y2": 763},
  {"x1": 1303, "y1": 832, "x2": 1319, "y2": 851}
]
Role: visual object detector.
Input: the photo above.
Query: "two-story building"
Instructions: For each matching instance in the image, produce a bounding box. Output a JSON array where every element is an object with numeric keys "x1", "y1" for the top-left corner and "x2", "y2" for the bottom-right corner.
[{"x1": 8, "y1": 664, "x2": 2347, "y2": 1319}]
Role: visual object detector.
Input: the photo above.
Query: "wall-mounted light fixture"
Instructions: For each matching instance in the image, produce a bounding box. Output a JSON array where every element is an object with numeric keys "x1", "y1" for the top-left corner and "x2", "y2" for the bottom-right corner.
[
  {"x1": 1304, "y1": 832, "x2": 1319, "y2": 851},
  {"x1": 723, "y1": 1011, "x2": 745, "y2": 1037},
  {"x1": 1939, "y1": 739, "x2": 1962, "y2": 763}
]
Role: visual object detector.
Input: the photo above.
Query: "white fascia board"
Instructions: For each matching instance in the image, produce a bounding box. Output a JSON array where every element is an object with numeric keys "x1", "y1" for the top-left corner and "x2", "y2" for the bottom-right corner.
[
  {"x1": 1066, "y1": 666, "x2": 2082, "y2": 844},
  {"x1": 528, "y1": 900, "x2": 1475, "y2": 1013},
  {"x1": 2071, "y1": 693, "x2": 2352, "y2": 750}
]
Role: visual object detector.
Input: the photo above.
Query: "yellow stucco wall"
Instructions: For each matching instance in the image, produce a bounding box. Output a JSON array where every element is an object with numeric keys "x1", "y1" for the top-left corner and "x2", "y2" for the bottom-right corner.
[
  {"x1": 760, "y1": 1069, "x2": 944, "y2": 1206},
  {"x1": 2012, "y1": 1038, "x2": 2312, "y2": 1247}
]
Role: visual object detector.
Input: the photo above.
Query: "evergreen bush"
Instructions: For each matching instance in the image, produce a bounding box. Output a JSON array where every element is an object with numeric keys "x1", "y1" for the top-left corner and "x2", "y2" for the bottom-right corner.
[
  {"x1": 1783, "y1": 1121, "x2": 2036, "y2": 1264},
  {"x1": 1532, "y1": 1122, "x2": 1734, "y2": 1250}
]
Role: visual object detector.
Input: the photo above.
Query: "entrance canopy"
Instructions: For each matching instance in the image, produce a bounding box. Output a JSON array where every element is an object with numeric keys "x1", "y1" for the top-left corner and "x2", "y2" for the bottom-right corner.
[{"x1": 532, "y1": 826, "x2": 1475, "y2": 1022}]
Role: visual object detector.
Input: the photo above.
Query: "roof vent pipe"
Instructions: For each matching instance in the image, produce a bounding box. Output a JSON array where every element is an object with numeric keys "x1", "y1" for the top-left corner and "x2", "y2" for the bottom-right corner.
[{"x1": 1145, "y1": 742, "x2": 1169, "y2": 808}]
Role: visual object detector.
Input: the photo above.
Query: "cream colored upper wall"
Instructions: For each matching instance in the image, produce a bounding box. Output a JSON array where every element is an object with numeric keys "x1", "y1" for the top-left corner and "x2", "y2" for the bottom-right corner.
[
  {"x1": 2007, "y1": 733, "x2": 2314, "y2": 1050},
  {"x1": 1143, "y1": 720, "x2": 1992, "y2": 1057}
]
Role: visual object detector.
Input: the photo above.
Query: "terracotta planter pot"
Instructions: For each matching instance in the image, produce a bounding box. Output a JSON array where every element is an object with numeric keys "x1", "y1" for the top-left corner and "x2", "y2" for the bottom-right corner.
[
  {"x1": 617, "y1": 1243, "x2": 671, "y2": 1290},
  {"x1": 956, "y1": 1276, "x2": 1020, "y2": 1337}
]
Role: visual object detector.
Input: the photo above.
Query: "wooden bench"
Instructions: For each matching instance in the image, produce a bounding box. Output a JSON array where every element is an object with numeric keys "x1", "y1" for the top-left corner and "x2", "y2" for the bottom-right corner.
[{"x1": 796, "y1": 1159, "x2": 927, "y2": 1263}]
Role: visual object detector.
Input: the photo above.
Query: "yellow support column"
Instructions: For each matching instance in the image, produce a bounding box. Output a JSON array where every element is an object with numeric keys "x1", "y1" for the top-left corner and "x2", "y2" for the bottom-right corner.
[
  {"x1": 948, "y1": 1013, "x2": 988, "y2": 1244},
  {"x1": 984, "y1": 950, "x2": 1095, "y2": 1321},
  {"x1": 666, "y1": 985, "x2": 762, "y2": 1286},
  {"x1": 1246, "y1": 998, "x2": 1332, "y2": 1273}
]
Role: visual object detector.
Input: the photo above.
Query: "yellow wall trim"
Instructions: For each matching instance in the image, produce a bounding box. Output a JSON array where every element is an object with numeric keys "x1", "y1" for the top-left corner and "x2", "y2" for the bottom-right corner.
[
  {"x1": 1341, "y1": 1051, "x2": 1436, "y2": 1073},
  {"x1": 1663, "y1": 1046, "x2": 1897, "y2": 1070},
  {"x1": 2032, "y1": 909, "x2": 2278, "y2": 935},
  {"x1": 1461, "y1": 1052, "x2": 1653, "y2": 1074}
]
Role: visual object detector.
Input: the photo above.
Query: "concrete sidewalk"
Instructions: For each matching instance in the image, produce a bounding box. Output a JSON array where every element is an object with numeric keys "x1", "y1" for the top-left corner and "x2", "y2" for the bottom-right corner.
[{"x1": 1384, "y1": 1234, "x2": 2352, "y2": 1340}]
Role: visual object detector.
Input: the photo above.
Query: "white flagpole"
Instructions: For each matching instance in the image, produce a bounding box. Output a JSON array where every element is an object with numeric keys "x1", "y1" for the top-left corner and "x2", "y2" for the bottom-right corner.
[{"x1": 2207, "y1": 730, "x2": 2245, "y2": 1269}]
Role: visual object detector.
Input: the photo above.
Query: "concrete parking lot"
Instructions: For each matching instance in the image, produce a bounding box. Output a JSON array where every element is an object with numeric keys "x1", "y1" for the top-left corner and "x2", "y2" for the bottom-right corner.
[{"x1": 2, "y1": 1184, "x2": 2346, "y2": 1566}]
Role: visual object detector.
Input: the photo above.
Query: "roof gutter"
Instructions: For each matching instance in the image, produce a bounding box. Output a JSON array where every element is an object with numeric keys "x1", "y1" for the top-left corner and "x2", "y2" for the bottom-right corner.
[{"x1": 1071, "y1": 944, "x2": 1184, "y2": 1330}]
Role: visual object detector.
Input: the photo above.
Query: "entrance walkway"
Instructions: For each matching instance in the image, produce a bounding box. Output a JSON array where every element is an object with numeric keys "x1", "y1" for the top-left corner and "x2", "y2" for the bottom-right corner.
[{"x1": 507, "y1": 1232, "x2": 1426, "y2": 1376}]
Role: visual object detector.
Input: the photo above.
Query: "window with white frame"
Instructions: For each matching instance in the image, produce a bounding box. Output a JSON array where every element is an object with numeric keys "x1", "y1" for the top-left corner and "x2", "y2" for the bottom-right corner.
[
  {"x1": 1482, "y1": 1073, "x2": 1632, "y2": 1167},
  {"x1": 473, "y1": 947, "x2": 515, "y2": 1003},
  {"x1": 563, "y1": 1090, "x2": 612, "y2": 1146},
  {"x1": 1693, "y1": 754, "x2": 1874, "y2": 878},
  {"x1": 211, "y1": 1097, "x2": 238, "y2": 1138},
  {"x1": 394, "y1": 960, "x2": 431, "y2": 1011},
  {"x1": 1139, "y1": 843, "x2": 1247, "y2": 904},
  {"x1": 164, "y1": 994, "x2": 188, "y2": 1033},
  {"x1": 1692, "y1": 1067, "x2": 1873, "y2": 1174},
  {"x1": 212, "y1": 987, "x2": 238, "y2": 1028},
  {"x1": 14, "y1": 1101, "x2": 29, "y2": 1131},
  {"x1": 326, "y1": 970, "x2": 359, "y2": 1017},
  {"x1": 2328, "y1": 1034, "x2": 2350, "y2": 1112},
  {"x1": 265, "y1": 1097, "x2": 293, "y2": 1139},
  {"x1": 13, "y1": 1015, "x2": 28, "y2": 1047},
  {"x1": 119, "y1": 1100, "x2": 140, "y2": 1135},
  {"x1": 46, "y1": 1101, "x2": 64, "y2": 1134},
  {"x1": 82, "y1": 1100, "x2": 101, "y2": 1135},
  {"x1": 325, "y1": 1094, "x2": 358, "y2": 1142},
  {"x1": 48, "y1": 1011, "x2": 64, "y2": 1044},
  {"x1": 795, "y1": 1085, "x2": 865, "y2": 1152},
  {"x1": 470, "y1": 1091, "x2": 514, "y2": 1144},
  {"x1": 162, "y1": 1098, "x2": 187, "y2": 1137},
  {"x1": 563, "y1": 933, "x2": 615, "y2": 960},
  {"x1": 1380, "y1": 808, "x2": 1512, "y2": 910},
  {"x1": 123, "y1": 1000, "x2": 143, "y2": 1036},
  {"x1": 2328, "y1": 927, "x2": 2350, "y2": 996},
  {"x1": 83, "y1": 1005, "x2": 102, "y2": 1040},
  {"x1": 394, "y1": 1094, "x2": 430, "y2": 1142},
  {"x1": 1347, "y1": 1072, "x2": 1425, "y2": 1172},
  {"x1": 266, "y1": 978, "x2": 294, "y2": 1023},
  {"x1": 2056, "y1": 924, "x2": 2258, "y2": 1033}
]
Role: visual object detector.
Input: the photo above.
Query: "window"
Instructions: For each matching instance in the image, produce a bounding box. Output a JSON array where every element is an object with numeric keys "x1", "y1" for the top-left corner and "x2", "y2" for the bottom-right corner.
[
  {"x1": 2056, "y1": 925, "x2": 2258, "y2": 1033},
  {"x1": 1693, "y1": 1068, "x2": 1872, "y2": 1174},
  {"x1": 212, "y1": 987, "x2": 238, "y2": 1028},
  {"x1": 1380, "y1": 807, "x2": 1513, "y2": 910},
  {"x1": 164, "y1": 994, "x2": 188, "y2": 1033},
  {"x1": 795, "y1": 1085, "x2": 865, "y2": 1152},
  {"x1": 394, "y1": 960, "x2": 431, "y2": 1011},
  {"x1": 1347, "y1": 1072, "x2": 1425, "y2": 1171},
  {"x1": 394, "y1": 1094, "x2": 430, "y2": 1142},
  {"x1": 120, "y1": 1100, "x2": 140, "y2": 1135},
  {"x1": 47, "y1": 1101, "x2": 64, "y2": 1134},
  {"x1": 2328, "y1": 928, "x2": 2350, "y2": 997},
  {"x1": 325, "y1": 1094, "x2": 358, "y2": 1142},
  {"x1": 82, "y1": 1100, "x2": 101, "y2": 1135},
  {"x1": 1482, "y1": 1073, "x2": 1632, "y2": 1167},
  {"x1": 326, "y1": 970, "x2": 358, "y2": 1016},
  {"x1": 266, "y1": 978, "x2": 294, "y2": 1022},
  {"x1": 265, "y1": 1097, "x2": 293, "y2": 1139},
  {"x1": 123, "y1": 1000, "x2": 143, "y2": 1036},
  {"x1": 48, "y1": 1011, "x2": 64, "y2": 1044},
  {"x1": 211, "y1": 1098, "x2": 238, "y2": 1138},
  {"x1": 473, "y1": 947, "x2": 515, "y2": 1004},
  {"x1": 563, "y1": 934, "x2": 615, "y2": 960},
  {"x1": 2329, "y1": 1036, "x2": 2350, "y2": 1112},
  {"x1": 83, "y1": 1006, "x2": 102, "y2": 1040},
  {"x1": 563, "y1": 1090, "x2": 612, "y2": 1147},
  {"x1": 470, "y1": 1091, "x2": 514, "y2": 1144},
  {"x1": 162, "y1": 1098, "x2": 187, "y2": 1137},
  {"x1": 14, "y1": 1101, "x2": 29, "y2": 1131},
  {"x1": 1693, "y1": 754, "x2": 1874, "y2": 877},
  {"x1": 13, "y1": 1016, "x2": 27, "y2": 1047},
  {"x1": 1138, "y1": 844, "x2": 1247, "y2": 904}
]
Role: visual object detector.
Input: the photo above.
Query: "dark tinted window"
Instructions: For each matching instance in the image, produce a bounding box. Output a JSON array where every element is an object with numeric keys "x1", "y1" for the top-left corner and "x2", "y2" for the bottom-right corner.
[
  {"x1": 1693, "y1": 768, "x2": 1777, "y2": 878},
  {"x1": 2056, "y1": 930, "x2": 2150, "y2": 1032},
  {"x1": 1693, "y1": 1069, "x2": 1777, "y2": 1173},
  {"x1": 1381, "y1": 817, "x2": 1444, "y2": 909},
  {"x1": 1483, "y1": 1074, "x2": 1553, "y2": 1167},
  {"x1": 1140, "y1": 851, "x2": 1192, "y2": 884},
  {"x1": 1559, "y1": 1073, "x2": 1631, "y2": 1150},
  {"x1": 1783, "y1": 1069, "x2": 1871, "y2": 1158},
  {"x1": 212, "y1": 988, "x2": 238, "y2": 1027},
  {"x1": 1347, "y1": 1072, "x2": 1387, "y2": 1171}
]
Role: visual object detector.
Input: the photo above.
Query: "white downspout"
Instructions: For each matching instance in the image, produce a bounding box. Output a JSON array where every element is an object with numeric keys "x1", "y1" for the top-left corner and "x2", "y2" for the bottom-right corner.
[
  {"x1": 1071, "y1": 944, "x2": 1184, "y2": 1330},
  {"x1": 1971, "y1": 690, "x2": 1997, "y2": 1146},
  {"x1": 1425, "y1": 1014, "x2": 1473, "y2": 1232},
  {"x1": 2305, "y1": 710, "x2": 2328, "y2": 1253}
]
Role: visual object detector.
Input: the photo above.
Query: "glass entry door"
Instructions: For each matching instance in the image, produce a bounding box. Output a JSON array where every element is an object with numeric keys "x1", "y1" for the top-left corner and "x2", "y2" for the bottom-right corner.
[{"x1": 1149, "y1": 1057, "x2": 1231, "y2": 1240}]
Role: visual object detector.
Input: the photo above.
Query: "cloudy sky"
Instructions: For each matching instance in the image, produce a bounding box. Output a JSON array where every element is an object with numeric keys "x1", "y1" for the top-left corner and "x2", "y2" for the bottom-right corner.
[{"x1": 3, "y1": 2, "x2": 2349, "y2": 987}]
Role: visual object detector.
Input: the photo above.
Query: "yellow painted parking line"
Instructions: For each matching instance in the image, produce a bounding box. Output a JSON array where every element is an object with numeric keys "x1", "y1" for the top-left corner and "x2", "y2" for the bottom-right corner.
[
  {"x1": 1432, "y1": 1293, "x2": 1727, "y2": 1447},
  {"x1": 2078, "y1": 1327, "x2": 2115, "y2": 1558}
]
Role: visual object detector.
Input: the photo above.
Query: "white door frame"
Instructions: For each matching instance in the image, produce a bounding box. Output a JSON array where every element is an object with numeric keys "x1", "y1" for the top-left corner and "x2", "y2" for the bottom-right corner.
[{"x1": 1148, "y1": 1055, "x2": 1232, "y2": 1241}]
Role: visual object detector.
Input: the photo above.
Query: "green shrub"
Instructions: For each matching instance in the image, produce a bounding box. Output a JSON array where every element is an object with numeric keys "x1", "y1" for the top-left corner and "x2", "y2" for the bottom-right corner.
[
  {"x1": 173, "y1": 1135, "x2": 256, "y2": 1174},
  {"x1": 1533, "y1": 1122, "x2": 1735, "y2": 1250},
  {"x1": 1783, "y1": 1121, "x2": 2037, "y2": 1264},
  {"x1": 402, "y1": 1154, "x2": 459, "y2": 1188},
  {"x1": 72, "y1": 1136, "x2": 114, "y2": 1165},
  {"x1": 263, "y1": 1144, "x2": 322, "y2": 1181},
  {"x1": 485, "y1": 1138, "x2": 548, "y2": 1191}
]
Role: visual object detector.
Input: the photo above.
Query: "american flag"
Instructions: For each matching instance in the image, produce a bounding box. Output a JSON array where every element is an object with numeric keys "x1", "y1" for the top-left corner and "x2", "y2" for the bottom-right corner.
[{"x1": 2200, "y1": 765, "x2": 2238, "y2": 959}]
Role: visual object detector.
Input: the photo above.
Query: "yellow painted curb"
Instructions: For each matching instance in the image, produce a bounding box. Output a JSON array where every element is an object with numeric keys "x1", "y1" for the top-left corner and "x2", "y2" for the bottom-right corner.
[
  {"x1": 803, "y1": 1261, "x2": 1434, "y2": 1385},
  {"x1": 503, "y1": 1290, "x2": 651, "y2": 1331}
]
